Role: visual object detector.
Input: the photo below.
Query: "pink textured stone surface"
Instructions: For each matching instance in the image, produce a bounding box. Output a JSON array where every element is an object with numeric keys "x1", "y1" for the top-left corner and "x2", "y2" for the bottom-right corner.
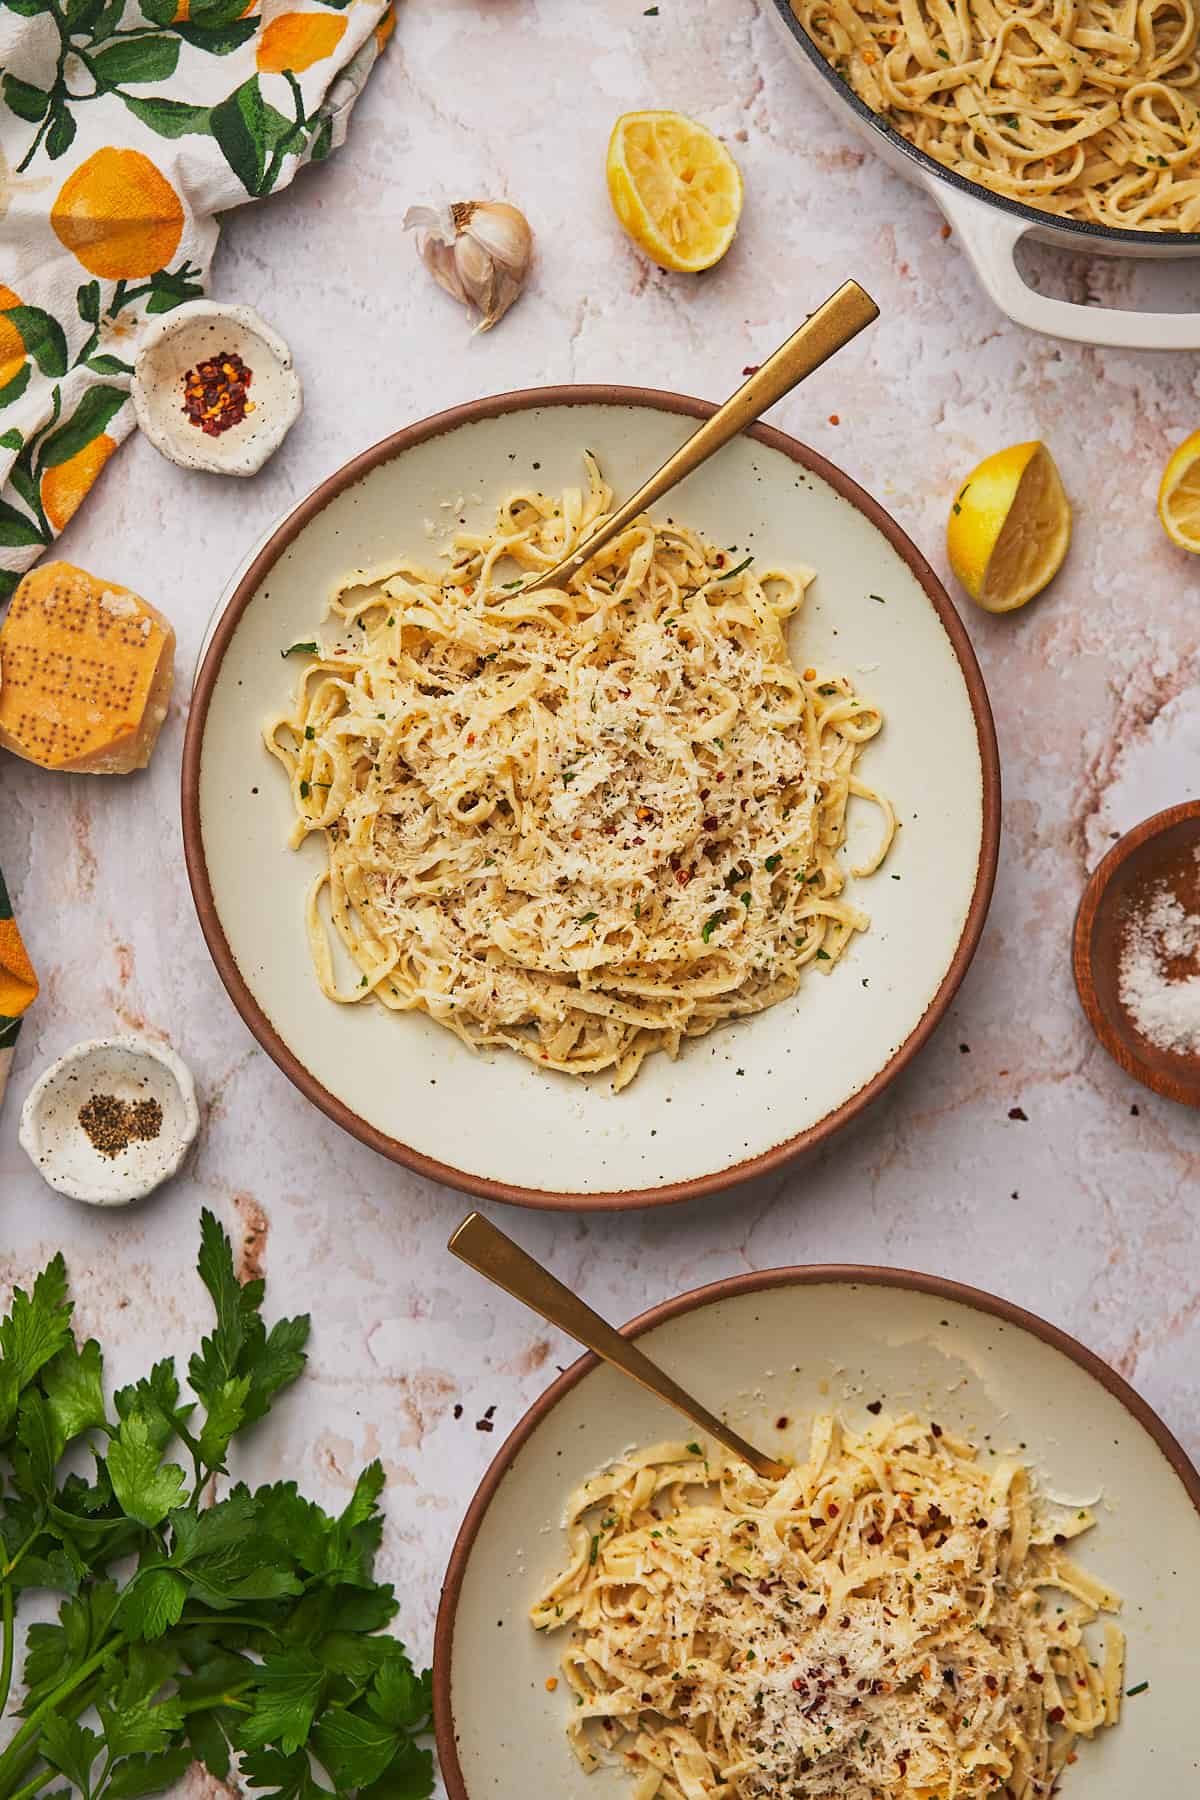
[{"x1": 2, "y1": 1, "x2": 1200, "y2": 1775}]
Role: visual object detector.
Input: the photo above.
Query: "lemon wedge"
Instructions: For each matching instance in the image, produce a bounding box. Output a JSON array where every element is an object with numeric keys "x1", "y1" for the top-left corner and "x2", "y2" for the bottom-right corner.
[
  {"x1": 946, "y1": 441, "x2": 1071, "y2": 613},
  {"x1": 606, "y1": 110, "x2": 743, "y2": 273},
  {"x1": 1158, "y1": 430, "x2": 1200, "y2": 553}
]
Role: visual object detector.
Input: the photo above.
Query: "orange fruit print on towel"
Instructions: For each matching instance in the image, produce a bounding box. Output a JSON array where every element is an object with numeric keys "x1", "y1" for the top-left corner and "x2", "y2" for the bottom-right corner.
[
  {"x1": 51, "y1": 148, "x2": 185, "y2": 280},
  {"x1": 41, "y1": 435, "x2": 119, "y2": 533},
  {"x1": 257, "y1": 11, "x2": 347, "y2": 72},
  {"x1": 0, "y1": 289, "x2": 27, "y2": 389}
]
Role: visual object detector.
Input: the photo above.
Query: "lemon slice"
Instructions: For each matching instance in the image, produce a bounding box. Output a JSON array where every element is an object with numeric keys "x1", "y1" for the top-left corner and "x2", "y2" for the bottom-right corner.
[
  {"x1": 606, "y1": 110, "x2": 743, "y2": 273},
  {"x1": 1158, "y1": 429, "x2": 1200, "y2": 553},
  {"x1": 946, "y1": 441, "x2": 1071, "y2": 613}
]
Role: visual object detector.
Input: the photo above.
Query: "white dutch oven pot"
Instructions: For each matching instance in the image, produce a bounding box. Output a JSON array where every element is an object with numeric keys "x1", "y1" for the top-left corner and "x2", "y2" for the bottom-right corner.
[{"x1": 769, "y1": 0, "x2": 1200, "y2": 351}]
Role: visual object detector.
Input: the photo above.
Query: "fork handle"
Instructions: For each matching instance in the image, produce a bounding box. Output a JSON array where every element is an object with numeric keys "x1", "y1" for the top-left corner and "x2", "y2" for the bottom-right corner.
[
  {"x1": 527, "y1": 278, "x2": 878, "y2": 592},
  {"x1": 448, "y1": 1212, "x2": 787, "y2": 1479}
]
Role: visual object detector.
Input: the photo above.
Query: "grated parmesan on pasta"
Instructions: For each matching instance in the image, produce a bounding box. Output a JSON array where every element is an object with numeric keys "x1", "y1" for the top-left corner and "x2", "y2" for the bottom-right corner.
[
  {"x1": 532, "y1": 1415, "x2": 1124, "y2": 1800},
  {"x1": 265, "y1": 458, "x2": 893, "y2": 1089}
]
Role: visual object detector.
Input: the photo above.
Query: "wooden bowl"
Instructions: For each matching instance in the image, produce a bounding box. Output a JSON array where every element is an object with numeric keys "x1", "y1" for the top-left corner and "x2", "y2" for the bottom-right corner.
[{"x1": 1073, "y1": 799, "x2": 1200, "y2": 1107}]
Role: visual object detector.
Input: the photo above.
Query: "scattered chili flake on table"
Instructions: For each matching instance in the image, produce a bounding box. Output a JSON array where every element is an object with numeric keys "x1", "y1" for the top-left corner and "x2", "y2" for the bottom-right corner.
[
  {"x1": 181, "y1": 348, "x2": 256, "y2": 436},
  {"x1": 78, "y1": 1093, "x2": 163, "y2": 1159}
]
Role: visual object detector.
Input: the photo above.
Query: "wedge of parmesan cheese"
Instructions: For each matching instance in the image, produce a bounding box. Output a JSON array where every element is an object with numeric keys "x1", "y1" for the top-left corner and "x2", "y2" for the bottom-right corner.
[{"x1": 0, "y1": 562, "x2": 175, "y2": 774}]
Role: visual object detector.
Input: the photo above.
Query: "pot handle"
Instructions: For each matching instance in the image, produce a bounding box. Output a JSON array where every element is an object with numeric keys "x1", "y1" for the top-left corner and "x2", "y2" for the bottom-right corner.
[{"x1": 930, "y1": 180, "x2": 1200, "y2": 351}]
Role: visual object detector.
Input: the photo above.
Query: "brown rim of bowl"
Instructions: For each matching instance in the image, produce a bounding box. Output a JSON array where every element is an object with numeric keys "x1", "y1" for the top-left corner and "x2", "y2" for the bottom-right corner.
[
  {"x1": 432, "y1": 1261, "x2": 1200, "y2": 1799},
  {"x1": 182, "y1": 384, "x2": 1001, "y2": 1211},
  {"x1": 1073, "y1": 798, "x2": 1200, "y2": 1106}
]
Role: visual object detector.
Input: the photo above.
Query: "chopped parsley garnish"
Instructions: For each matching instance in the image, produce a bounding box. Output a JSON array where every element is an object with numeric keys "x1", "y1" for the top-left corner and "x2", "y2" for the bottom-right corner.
[
  {"x1": 304, "y1": 724, "x2": 315, "y2": 739},
  {"x1": 740, "y1": 892, "x2": 751, "y2": 908},
  {"x1": 869, "y1": 592, "x2": 886, "y2": 604},
  {"x1": 589, "y1": 1534, "x2": 600, "y2": 1564},
  {"x1": 816, "y1": 947, "x2": 831, "y2": 960},
  {"x1": 282, "y1": 640, "x2": 318, "y2": 657},
  {"x1": 765, "y1": 853, "x2": 782, "y2": 872},
  {"x1": 577, "y1": 912, "x2": 598, "y2": 925},
  {"x1": 1126, "y1": 1680, "x2": 1150, "y2": 1696},
  {"x1": 713, "y1": 554, "x2": 753, "y2": 583},
  {"x1": 686, "y1": 1442, "x2": 703, "y2": 1455},
  {"x1": 702, "y1": 911, "x2": 726, "y2": 943},
  {"x1": 299, "y1": 779, "x2": 310, "y2": 798}
]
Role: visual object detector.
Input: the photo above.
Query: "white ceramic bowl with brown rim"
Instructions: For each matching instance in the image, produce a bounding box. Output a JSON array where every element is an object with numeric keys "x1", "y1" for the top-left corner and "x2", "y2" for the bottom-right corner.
[
  {"x1": 182, "y1": 387, "x2": 1000, "y2": 1209},
  {"x1": 434, "y1": 1265, "x2": 1200, "y2": 1799}
]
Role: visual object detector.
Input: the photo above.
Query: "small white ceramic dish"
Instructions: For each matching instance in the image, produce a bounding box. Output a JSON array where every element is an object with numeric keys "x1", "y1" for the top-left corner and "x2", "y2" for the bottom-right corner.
[
  {"x1": 183, "y1": 388, "x2": 1000, "y2": 1208},
  {"x1": 435, "y1": 1267, "x2": 1200, "y2": 1800},
  {"x1": 132, "y1": 300, "x2": 301, "y2": 477},
  {"x1": 18, "y1": 1035, "x2": 199, "y2": 1205}
]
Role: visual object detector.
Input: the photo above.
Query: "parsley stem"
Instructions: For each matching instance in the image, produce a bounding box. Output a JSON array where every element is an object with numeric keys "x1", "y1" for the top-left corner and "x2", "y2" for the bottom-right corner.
[
  {"x1": 0, "y1": 1583, "x2": 13, "y2": 1723},
  {"x1": 0, "y1": 1637, "x2": 125, "y2": 1796},
  {"x1": 89, "y1": 1752, "x2": 115, "y2": 1800},
  {"x1": 5, "y1": 1770, "x2": 54, "y2": 1800},
  {"x1": 0, "y1": 1522, "x2": 44, "y2": 1723},
  {"x1": 179, "y1": 1685, "x2": 253, "y2": 1714},
  {"x1": 178, "y1": 1611, "x2": 282, "y2": 1638}
]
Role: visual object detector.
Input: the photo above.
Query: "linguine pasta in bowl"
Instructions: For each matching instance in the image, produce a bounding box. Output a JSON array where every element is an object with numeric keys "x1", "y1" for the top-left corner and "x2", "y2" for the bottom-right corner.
[
  {"x1": 265, "y1": 458, "x2": 893, "y2": 1090},
  {"x1": 533, "y1": 1413, "x2": 1124, "y2": 1800}
]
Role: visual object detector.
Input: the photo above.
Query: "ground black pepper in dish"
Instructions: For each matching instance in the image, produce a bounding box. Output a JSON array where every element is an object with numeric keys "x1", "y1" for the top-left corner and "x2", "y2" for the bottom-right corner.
[{"x1": 78, "y1": 1093, "x2": 164, "y2": 1159}]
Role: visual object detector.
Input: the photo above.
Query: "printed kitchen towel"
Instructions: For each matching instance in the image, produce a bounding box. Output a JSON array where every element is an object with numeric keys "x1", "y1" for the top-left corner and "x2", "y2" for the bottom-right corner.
[
  {"x1": 0, "y1": 0, "x2": 393, "y2": 598},
  {"x1": 0, "y1": 865, "x2": 38, "y2": 1114}
]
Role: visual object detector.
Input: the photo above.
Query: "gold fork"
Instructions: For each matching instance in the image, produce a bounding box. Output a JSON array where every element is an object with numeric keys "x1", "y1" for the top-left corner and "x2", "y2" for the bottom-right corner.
[
  {"x1": 448, "y1": 1211, "x2": 788, "y2": 1480},
  {"x1": 525, "y1": 278, "x2": 878, "y2": 594}
]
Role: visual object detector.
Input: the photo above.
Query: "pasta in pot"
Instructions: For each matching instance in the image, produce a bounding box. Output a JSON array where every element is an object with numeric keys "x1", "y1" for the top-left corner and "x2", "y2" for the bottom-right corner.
[
  {"x1": 796, "y1": 0, "x2": 1200, "y2": 232},
  {"x1": 265, "y1": 458, "x2": 892, "y2": 1090}
]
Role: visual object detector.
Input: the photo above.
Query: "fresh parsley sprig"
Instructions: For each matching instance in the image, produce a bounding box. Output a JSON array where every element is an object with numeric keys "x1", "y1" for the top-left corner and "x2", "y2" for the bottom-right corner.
[{"x1": 0, "y1": 1213, "x2": 432, "y2": 1800}]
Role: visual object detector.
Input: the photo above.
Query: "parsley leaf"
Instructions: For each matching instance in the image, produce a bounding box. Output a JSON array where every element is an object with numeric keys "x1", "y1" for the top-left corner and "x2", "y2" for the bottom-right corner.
[
  {"x1": 0, "y1": 1217, "x2": 431, "y2": 1800},
  {"x1": 106, "y1": 1410, "x2": 188, "y2": 1528},
  {"x1": 0, "y1": 1254, "x2": 73, "y2": 1439}
]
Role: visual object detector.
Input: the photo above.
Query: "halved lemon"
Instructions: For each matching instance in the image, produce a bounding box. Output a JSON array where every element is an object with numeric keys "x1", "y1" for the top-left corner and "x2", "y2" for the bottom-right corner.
[
  {"x1": 606, "y1": 110, "x2": 743, "y2": 273},
  {"x1": 946, "y1": 441, "x2": 1071, "y2": 613},
  {"x1": 1158, "y1": 430, "x2": 1200, "y2": 553}
]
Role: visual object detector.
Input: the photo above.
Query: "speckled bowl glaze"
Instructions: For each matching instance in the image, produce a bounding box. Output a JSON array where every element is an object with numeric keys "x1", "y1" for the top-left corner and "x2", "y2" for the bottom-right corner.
[
  {"x1": 18, "y1": 1035, "x2": 200, "y2": 1205},
  {"x1": 183, "y1": 387, "x2": 1000, "y2": 1208},
  {"x1": 435, "y1": 1266, "x2": 1200, "y2": 1800},
  {"x1": 132, "y1": 300, "x2": 302, "y2": 477}
]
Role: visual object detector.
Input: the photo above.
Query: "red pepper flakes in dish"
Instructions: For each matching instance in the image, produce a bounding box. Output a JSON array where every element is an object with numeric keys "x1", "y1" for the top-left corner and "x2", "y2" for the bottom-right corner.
[{"x1": 181, "y1": 348, "x2": 256, "y2": 436}]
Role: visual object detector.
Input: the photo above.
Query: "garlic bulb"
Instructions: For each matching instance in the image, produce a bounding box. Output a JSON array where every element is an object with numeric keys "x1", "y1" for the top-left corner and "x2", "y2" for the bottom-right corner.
[{"x1": 404, "y1": 201, "x2": 532, "y2": 332}]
